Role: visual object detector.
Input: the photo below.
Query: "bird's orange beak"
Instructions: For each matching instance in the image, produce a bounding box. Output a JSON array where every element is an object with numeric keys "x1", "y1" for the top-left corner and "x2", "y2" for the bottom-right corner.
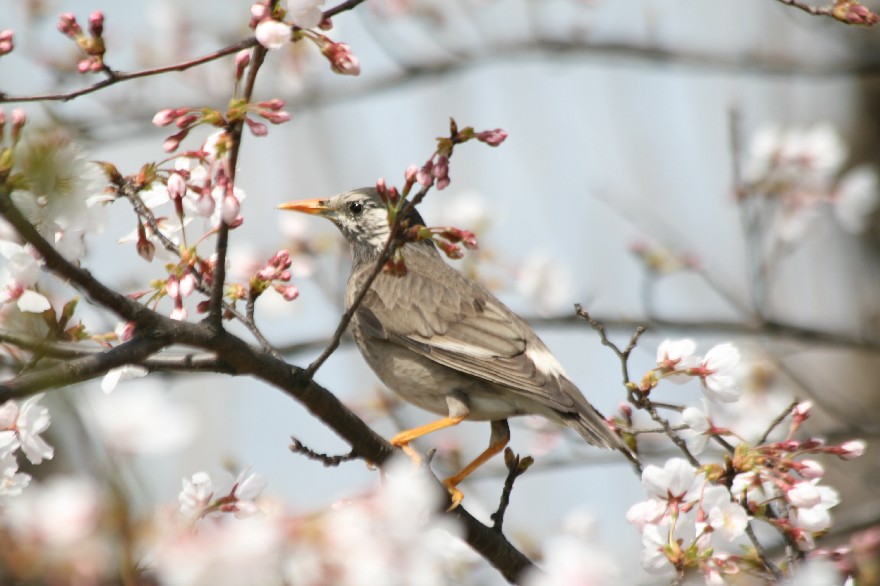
[{"x1": 277, "y1": 198, "x2": 330, "y2": 215}]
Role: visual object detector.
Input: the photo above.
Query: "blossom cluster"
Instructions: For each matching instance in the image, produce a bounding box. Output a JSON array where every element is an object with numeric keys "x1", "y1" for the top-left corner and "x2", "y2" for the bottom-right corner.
[
  {"x1": 0, "y1": 111, "x2": 107, "y2": 314},
  {"x1": 251, "y1": 0, "x2": 361, "y2": 75},
  {"x1": 742, "y1": 124, "x2": 879, "y2": 242},
  {"x1": 0, "y1": 395, "x2": 53, "y2": 500},
  {"x1": 643, "y1": 339, "x2": 742, "y2": 403},
  {"x1": 621, "y1": 339, "x2": 868, "y2": 583},
  {"x1": 56, "y1": 10, "x2": 107, "y2": 73}
]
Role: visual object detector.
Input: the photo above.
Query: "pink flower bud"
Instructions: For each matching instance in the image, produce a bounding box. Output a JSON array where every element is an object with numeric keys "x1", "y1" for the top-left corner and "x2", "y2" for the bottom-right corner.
[
  {"x1": 167, "y1": 172, "x2": 187, "y2": 201},
  {"x1": 245, "y1": 118, "x2": 268, "y2": 137},
  {"x1": 416, "y1": 160, "x2": 433, "y2": 186},
  {"x1": 436, "y1": 176, "x2": 450, "y2": 190},
  {"x1": 404, "y1": 164, "x2": 418, "y2": 184},
  {"x1": 170, "y1": 304, "x2": 188, "y2": 321},
  {"x1": 179, "y1": 272, "x2": 196, "y2": 298},
  {"x1": 175, "y1": 114, "x2": 199, "y2": 129},
  {"x1": 196, "y1": 193, "x2": 215, "y2": 217},
  {"x1": 57, "y1": 13, "x2": 82, "y2": 38},
  {"x1": 11, "y1": 108, "x2": 26, "y2": 128},
  {"x1": 798, "y1": 460, "x2": 824, "y2": 480},
  {"x1": 257, "y1": 265, "x2": 276, "y2": 280},
  {"x1": 136, "y1": 237, "x2": 155, "y2": 262},
  {"x1": 227, "y1": 215, "x2": 244, "y2": 229},
  {"x1": 838, "y1": 440, "x2": 866, "y2": 460},
  {"x1": 319, "y1": 39, "x2": 360, "y2": 76},
  {"x1": 116, "y1": 321, "x2": 136, "y2": 342},
  {"x1": 222, "y1": 194, "x2": 241, "y2": 224},
  {"x1": 0, "y1": 30, "x2": 13, "y2": 55},
  {"x1": 165, "y1": 275, "x2": 180, "y2": 299},
  {"x1": 163, "y1": 129, "x2": 188, "y2": 153},
  {"x1": 257, "y1": 98, "x2": 285, "y2": 111},
  {"x1": 235, "y1": 49, "x2": 251, "y2": 80},
  {"x1": 270, "y1": 250, "x2": 291, "y2": 267},
  {"x1": 476, "y1": 128, "x2": 508, "y2": 147},
  {"x1": 432, "y1": 155, "x2": 449, "y2": 179},
  {"x1": 152, "y1": 108, "x2": 180, "y2": 127},
  {"x1": 250, "y1": 2, "x2": 270, "y2": 22},
  {"x1": 259, "y1": 110, "x2": 290, "y2": 124},
  {"x1": 88, "y1": 10, "x2": 104, "y2": 37},
  {"x1": 10, "y1": 108, "x2": 25, "y2": 142},
  {"x1": 274, "y1": 284, "x2": 299, "y2": 301}
]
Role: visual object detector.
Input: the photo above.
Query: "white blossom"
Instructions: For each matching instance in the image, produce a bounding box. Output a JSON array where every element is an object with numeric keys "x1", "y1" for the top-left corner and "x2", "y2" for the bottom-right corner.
[
  {"x1": 0, "y1": 394, "x2": 54, "y2": 464},
  {"x1": 255, "y1": 19, "x2": 292, "y2": 50},
  {"x1": 9, "y1": 133, "x2": 106, "y2": 261},
  {"x1": 287, "y1": 0, "x2": 325, "y2": 28},
  {"x1": 833, "y1": 166, "x2": 879, "y2": 233},
  {"x1": 698, "y1": 343, "x2": 741, "y2": 403},
  {"x1": 0, "y1": 449, "x2": 30, "y2": 497},
  {"x1": 179, "y1": 471, "x2": 215, "y2": 518},
  {"x1": 100, "y1": 364, "x2": 149, "y2": 393}
]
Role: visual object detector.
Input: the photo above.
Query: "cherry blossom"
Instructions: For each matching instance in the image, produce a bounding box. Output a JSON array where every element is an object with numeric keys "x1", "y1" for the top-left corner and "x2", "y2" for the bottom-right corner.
[
  {"x1": 0, "y1": 449, "x2": 30, "y2": 497},
  {"x1": 694, "y1": 343, "x2": 741, "y2": 403},
  {"x1": 701, "y1": 485, "x2": 749, "y2": 542},
  {"x1": 255, "y1": 19, "x2": 292, "y2": 50},
  {"x1": 681, "y1": 400, "x2": 713, "y2": 454},
  {"x1": 639, "y1": 458, "x2": 702, "y2": 517},
  {"x1": 9, "y1": 133, "x2": 106, "y2": 261},
  {"x1": 656, "y1": 338, "x2": 699, "y2": 376},
  {"x1": 224, "y1": 467, "x2": 268, "y2": 518},
  {"x1": 833, "y1": 166, "x2": 879, "y2": 233},
  {"x1": 179, "y1": 471, "x2": 216, "y2": 518},
  {"x1": 100, "y1": 364, "x2": 149, "y2": 393},
  {"x1": 0, "y1": 394, "x2": 54, "y2": 465},
  {"x1": 0, "y1": 240, "x2": 50, "y2": 313},
  {"x1": 288, "y1": 0, "x2": 326, "y2": 28}
]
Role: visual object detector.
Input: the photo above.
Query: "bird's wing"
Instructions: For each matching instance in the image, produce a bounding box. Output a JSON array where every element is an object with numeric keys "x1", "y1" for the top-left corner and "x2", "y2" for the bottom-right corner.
[{"x1": 353, "y1": 248, "x2": 581, "y2": 413}]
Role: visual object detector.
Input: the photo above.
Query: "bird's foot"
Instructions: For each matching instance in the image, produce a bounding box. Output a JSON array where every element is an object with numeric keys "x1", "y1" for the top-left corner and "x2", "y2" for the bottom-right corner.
[
  {"x1": 442, "y1": 479, "x2": 465, "y2": 511},
  {"x1": 389, "y1": 437, "x2": 423, "y2": 467}
]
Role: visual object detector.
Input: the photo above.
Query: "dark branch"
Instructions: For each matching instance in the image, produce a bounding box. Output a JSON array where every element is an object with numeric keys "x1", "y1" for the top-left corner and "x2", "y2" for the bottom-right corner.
[
  {"x1": 0, "y1": 334, "x2": 169, "y2": 400},
  {"x1": 491, "y1": 448, "x2": 534, "y2": 534},
  {"x1": 289, "y1": 436, "x2": 358, "y2": 467}
]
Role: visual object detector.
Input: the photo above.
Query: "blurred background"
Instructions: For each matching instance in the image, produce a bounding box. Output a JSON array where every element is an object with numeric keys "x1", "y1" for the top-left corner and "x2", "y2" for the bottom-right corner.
[{"x1": 1, "y1": 0, "x2": 880, "y2": 583}]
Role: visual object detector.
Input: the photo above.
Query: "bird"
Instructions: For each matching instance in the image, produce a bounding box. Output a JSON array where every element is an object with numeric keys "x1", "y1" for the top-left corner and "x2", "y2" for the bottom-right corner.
[{"x1": 279, "y1": 188, "x2": 629, "y2": 508}]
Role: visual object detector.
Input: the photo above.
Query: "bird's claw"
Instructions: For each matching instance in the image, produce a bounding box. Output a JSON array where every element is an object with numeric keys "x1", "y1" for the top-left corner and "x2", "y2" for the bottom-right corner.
[
  {"x1": 390, "y1": 440, "x2": 423, "y2": 466},
  {"x1": 443, "y1": 479, "x2": 464, "y2": 511}
]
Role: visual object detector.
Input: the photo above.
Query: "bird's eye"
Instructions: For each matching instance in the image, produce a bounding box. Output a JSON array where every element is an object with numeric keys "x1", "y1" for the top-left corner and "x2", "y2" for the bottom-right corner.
[{"x1": 348, "y1": 201, "x2": 364, "y2": 215}]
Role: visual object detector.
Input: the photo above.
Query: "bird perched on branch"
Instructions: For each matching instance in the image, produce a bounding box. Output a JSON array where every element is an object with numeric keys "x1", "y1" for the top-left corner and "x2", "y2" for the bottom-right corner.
[{"x1": 279, "y1": 188, "x2": 630, "y2": 508}]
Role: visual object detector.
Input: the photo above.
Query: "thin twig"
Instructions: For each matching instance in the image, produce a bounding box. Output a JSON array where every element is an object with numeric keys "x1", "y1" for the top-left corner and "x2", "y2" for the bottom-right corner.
[
  {"x1": 289, "y1": 437, "x2": 358, "y2": 467},
  {"x1": 774, "y1": 0, "x2": 833, "y2": 17},
  {"x1": 759, "y1": 400, "x2": 799, "y2": 445},
  {"x1": 490, "y1": 448, "x2": 533, "y2": 533},
  {"x1": 745, "y1": 522, "x2": 784, "y2": 581}
]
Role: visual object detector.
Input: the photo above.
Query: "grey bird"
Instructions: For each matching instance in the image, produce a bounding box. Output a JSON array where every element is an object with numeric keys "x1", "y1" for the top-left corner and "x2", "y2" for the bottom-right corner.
[{"x1": 279, "y1": 188, "x2": 628, "y2": 507}]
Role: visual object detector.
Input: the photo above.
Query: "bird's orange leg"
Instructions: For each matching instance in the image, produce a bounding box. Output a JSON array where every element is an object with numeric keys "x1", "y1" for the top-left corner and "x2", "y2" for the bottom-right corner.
[
  {"x1": 443, "y1": 420, "x2": 510, "y2": 510},
  {"x1": 390, "y1": 415, "x2": 466, "y2": 465}
]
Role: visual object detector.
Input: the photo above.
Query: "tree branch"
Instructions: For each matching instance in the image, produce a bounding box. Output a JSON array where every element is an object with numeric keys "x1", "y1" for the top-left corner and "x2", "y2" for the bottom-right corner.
[{"x1": 0, "y1": 334, "x2": 169, "y2": 400}]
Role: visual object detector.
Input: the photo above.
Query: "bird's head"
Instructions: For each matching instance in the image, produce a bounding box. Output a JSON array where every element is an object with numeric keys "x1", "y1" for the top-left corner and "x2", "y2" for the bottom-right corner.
[{"x1": 278, "y1": 187, "x2": 428, "y2": 265}]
